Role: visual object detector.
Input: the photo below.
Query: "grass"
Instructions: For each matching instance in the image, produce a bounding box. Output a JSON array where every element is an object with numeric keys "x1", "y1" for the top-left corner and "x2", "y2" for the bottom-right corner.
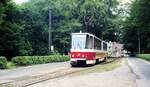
[
  {"x1": 70, "y1": 58, "x2": 124, "y2": 76},
  {"x1": 0, "y1": 83, "x2": 14, "y2": 87},
  {"x1": 137, "y1": 54, "x2": 150, "y2": 61},
  {"x1": 6, "y1": 62, "x2": 16, "y2": 69}
]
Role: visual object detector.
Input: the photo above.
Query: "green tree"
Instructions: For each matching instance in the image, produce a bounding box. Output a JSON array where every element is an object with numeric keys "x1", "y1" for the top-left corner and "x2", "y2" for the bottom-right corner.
[
  {"x1": 21, "y1": 0, "x2": 82, "y2": 54},
  {"x1": 0, "y1": 0, "x2": 123, "y2": 58},
  {"x1": 0, "y1": 0, "x2": 32, "y2": 60},
  {"x1": 21, "y1": 0, "x2": 121, "y2": 54},
  {"x1": 123, "y1": 0, "x2": 150, "y2": 53}
]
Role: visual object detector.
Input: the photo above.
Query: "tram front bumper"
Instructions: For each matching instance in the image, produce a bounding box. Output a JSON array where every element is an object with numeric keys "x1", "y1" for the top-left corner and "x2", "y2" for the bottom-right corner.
[
  {"x1": 70, "y1": 58, "x2": 96, "y2": 65},
  {"x1": 86, "y1": 60, "x2": 96, "y2": 64},
  {"x1": 70, "y1": 58, "x2": 86, "y2": 66},
  {"x1": 70, "y1": 61, "x2": 77, "y2": 66}
]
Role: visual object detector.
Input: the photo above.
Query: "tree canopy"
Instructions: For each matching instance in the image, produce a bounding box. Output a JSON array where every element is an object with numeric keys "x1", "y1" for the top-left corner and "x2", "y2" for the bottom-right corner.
[
  {"x1": 123, "y1": 0, "x2": 150, "y2": 53},
  {"x1": 0, "y1": 0, "x2": 149, "y2": 59}
]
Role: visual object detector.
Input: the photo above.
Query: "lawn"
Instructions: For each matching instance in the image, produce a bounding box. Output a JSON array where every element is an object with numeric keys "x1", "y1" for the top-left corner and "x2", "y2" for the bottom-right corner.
[{"x1": 137, "y1": 54, "x2": 150, "y2": 61}]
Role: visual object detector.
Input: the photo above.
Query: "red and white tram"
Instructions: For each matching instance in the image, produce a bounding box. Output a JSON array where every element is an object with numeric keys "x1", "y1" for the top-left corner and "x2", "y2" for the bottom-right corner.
[{"x1": 70, "y1": 33, "x2": 108, "y2": 66}]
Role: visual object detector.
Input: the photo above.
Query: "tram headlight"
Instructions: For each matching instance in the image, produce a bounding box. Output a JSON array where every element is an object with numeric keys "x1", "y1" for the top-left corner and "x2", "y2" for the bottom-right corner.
[
  {"x1": 82, "y1": 55, "x2": 85, "y2": 58},
  {"x1": 71, "y1": 54, "x2": 74, "y2": 58}
]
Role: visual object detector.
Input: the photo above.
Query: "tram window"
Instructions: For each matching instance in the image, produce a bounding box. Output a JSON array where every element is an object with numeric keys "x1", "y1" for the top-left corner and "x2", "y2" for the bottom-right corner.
[
  {"x1": 71, "y1": 34, "x2": 86, "y2": 49},
  {"x1": 85, "y1": 35, "x2": 93, "y2": 49},
  {"x1": 94, "y1": 38, "x2": 101, "y2": 50},
  {"x1": 103, "y1": 42, "x2": 107, "y2": 51}
]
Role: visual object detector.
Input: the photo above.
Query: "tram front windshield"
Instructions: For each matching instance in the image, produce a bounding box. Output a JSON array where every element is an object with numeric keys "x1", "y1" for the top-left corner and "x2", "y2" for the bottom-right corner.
[{"x1": 71, "y1": 34, "x2": 86, "y2": 49}]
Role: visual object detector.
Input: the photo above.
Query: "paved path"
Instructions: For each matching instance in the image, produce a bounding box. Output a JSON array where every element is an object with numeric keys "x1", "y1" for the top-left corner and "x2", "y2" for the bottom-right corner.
[
  {"x1": 0, "y1": 62, "x2": 69, "y2": 83},
  {"x1": 28, "y1": 58, "x2": 136, "y2": 87},
  {"x1": 127, "y1": 57, "x2": 150, "y2": 87}
]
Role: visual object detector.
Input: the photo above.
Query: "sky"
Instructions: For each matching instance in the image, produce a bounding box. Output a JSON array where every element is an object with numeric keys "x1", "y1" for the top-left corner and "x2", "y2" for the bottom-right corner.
[{"x1": 13, "y1": 0, "x2": 29, "y2": 4}]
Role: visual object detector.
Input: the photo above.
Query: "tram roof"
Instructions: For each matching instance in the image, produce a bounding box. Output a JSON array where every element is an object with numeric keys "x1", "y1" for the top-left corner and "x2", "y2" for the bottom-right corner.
[{"x1": 71, "y1": 33, "x2": 107, "y2": 44}]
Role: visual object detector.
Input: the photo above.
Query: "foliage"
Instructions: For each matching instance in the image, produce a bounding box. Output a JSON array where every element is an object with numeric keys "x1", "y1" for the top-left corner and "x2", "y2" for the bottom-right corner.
[
  {"x1": 0, "y1": 0, "x2": 123, "y2": 58},
  {"x1": 137, "y1": 54, "x2": 150, "y2": 61},
  {"x1": 69, "y1": 0, "x2": 121, "y2": 41},
  {"x1": 12, "y1": 55, "x2": 70, "y2": 66},
  {"x1": 123, "y1": 0, "x2": 150, "y2": 53},
  {"x1": 6, "y1": 62, "x2": 16, "y2": 69},
  {"x1": 0, "y1": 56, "x2": 7, "y2": 69},
  {"x1": 0, "y1": 0, "x2": 32, "y2": 60},
  {"x1": 21, "y1": 0, "x2": 121, "y2": 54}
]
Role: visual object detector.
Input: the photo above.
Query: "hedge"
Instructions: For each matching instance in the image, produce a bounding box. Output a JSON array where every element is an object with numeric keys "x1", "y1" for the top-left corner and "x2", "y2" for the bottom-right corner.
[
  {"x1": 12, "y1": 55, "x2": 70, "y2": 66},
  {"x1": 137, "y1": 54, "x2": 150, "y2": 61},
  {"x1": 0, "y1": 57, "x2": 7, "y2": 69}
]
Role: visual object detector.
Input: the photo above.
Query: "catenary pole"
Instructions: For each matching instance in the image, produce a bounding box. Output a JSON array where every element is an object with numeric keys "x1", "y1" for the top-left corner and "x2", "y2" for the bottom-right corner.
[
  {"x1": 138, "y1": 31, "x2": 141, "y2": 54},
  {"x1": 49, "y1": 7, "x2": 52, "y2": 53}
]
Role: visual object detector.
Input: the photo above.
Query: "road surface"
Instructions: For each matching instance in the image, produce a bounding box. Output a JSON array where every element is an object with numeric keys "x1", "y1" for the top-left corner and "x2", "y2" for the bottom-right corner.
[
  {"x1": 127, "y1": 57, "x2": 150, "y2": 87},
  {"x1": 28, "y1": 58, "x2": 136, "y2": 87},
  {"x1": 1, "y1": 57, "x2": 150, "y2": 87},
  {"x1": 0, "y1": 62, "x2": 69, "y2": 83},
  {"x1": 0, "y1": 58, "x2": 121, "y2": 87}
]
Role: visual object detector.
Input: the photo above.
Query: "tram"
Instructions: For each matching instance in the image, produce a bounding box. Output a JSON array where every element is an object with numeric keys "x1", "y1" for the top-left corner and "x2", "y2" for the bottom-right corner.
[
  {"x1": 107, "y1": 42, "x2": 124, "y2": 58},
  {"x1": 70, "y1": 33, "x2": 108, "y2": 66}
]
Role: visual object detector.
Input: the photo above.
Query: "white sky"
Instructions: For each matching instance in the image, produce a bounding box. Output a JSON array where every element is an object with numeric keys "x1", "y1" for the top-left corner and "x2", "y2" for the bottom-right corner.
[{"x1": 13, "y1": 0, "x2": 29, "y2": 4}]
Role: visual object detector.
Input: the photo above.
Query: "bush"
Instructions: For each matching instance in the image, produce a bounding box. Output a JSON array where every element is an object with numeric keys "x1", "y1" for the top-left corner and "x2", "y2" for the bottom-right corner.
[
  {"x1": 12, "y1": 55, "x2": 70, "y2": 66},
  {"x1": 12, "y1": 56, "x2": 30, "y2": 66},
  {"x1": 137, "y1": 54, "x2": 150, "y2": 61},
  {"x1": 0, "y1": 57, "x2": 7, "y2": 69}
]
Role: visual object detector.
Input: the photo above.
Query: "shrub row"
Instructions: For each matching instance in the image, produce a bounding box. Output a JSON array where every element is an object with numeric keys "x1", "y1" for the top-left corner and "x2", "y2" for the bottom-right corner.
[
  {"x1": 0, "y1": 57, "x2": 7, "y2": 69},
  {"x1": 12, "y1": 55, "x2": 70, "y2": 66},
  {"x1": 137, "y1": 54, "x2": 150, "y2": 61}
]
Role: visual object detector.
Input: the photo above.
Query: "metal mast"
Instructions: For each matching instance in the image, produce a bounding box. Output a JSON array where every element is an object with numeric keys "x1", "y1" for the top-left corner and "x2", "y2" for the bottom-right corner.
[
  {"x1": 49, "y1": 7, "x2": 52, "y2": 53},
  {"x1": 138, "y1": 31, "x2": 141, "y2": 54}
]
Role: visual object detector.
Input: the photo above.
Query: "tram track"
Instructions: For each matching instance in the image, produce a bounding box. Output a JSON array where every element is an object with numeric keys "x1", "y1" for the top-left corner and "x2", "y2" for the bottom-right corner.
[{"x1": 0, "y1": 58, "x2": 118, "y2": 87}]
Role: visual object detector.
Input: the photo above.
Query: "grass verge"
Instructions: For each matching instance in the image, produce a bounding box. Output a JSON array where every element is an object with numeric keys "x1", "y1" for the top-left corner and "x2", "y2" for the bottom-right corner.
[{"x1": 137, "y1": 54, "x2": 150, "y2": 61}]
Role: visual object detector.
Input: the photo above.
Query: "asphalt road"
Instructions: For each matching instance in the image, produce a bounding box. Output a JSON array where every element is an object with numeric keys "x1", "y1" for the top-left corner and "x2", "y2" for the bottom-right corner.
[
  {"x1": 0, "y1": 62, "x2": 69, "y2": 83},
  {"x1": 127, "y1": 57, "x2": 150, "y2": 87}
]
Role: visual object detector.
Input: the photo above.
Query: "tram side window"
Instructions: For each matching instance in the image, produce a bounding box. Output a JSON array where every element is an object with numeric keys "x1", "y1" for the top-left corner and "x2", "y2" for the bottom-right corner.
[
  {"x1": 103, "y1": 42, "x2": 107, "y2": 51},
  {"x1": 86, "y1": 35, "x2": 93, "y2": 49},
  {"x1": 94, "y1": 38, "x2": 101, "y2": 50}
]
